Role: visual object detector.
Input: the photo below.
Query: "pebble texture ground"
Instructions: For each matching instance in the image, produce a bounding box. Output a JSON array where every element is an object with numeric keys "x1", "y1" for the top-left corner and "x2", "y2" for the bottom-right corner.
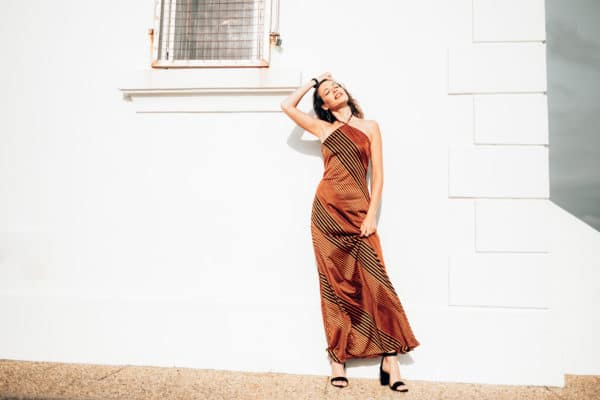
[{"x1": 1, "y1": 359, "x2": 599, "y2": 400}]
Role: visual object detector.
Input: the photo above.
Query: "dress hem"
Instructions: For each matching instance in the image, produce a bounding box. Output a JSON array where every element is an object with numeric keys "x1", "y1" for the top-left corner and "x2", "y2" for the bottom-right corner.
[{"x1": 327, "y1": 342, "x2": 420, "y2": 364}]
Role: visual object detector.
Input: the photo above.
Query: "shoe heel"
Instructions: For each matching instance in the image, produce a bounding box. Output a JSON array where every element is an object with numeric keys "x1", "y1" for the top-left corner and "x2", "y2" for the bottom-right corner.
[{"x1": 379, "y1": 358, "x2": 390, "y2": 386}]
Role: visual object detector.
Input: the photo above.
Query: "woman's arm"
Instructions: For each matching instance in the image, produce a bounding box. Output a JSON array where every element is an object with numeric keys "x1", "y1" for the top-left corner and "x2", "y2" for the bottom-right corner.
[
  {"x1": 367, "y1": 121, "x2": 383, "y2": 217},
  {"x1": 360, "y1": 121, "x2": 383, "y2": 237},
  {"x1": 280, "y1": 73, "x2": 331, "y2": 139}
]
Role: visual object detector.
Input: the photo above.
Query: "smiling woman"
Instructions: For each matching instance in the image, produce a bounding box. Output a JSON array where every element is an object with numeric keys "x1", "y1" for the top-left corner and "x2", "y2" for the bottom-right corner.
[
  {"x1": 280, "y1": 73, "x2": 420, "y2": 392},
  {"x1": 312, "y1": 80, "x2": 364, "y2": 124}
]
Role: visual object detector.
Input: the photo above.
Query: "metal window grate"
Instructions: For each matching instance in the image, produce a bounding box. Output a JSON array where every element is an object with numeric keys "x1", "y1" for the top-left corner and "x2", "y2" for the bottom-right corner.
[{"x1": 155, "y1": 0, "x2": 270, "y2": 66}]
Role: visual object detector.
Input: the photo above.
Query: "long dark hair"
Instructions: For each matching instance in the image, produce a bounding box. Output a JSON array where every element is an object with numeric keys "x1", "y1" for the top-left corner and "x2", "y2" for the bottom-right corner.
[{"x1": 312, "y1": 79, "x2": 364, "y2": 123}]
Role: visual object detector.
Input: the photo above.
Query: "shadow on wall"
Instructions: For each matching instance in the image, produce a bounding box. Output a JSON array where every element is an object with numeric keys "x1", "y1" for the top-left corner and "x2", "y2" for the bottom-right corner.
[{"x1": 546, "y1": 0, "x2": 600, "y2": 232}]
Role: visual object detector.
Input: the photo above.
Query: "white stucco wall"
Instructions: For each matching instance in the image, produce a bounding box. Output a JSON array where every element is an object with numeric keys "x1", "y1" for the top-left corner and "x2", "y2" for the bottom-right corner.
[{"x1": 1, "y1": 0, "x2": 598, "y2": 387}]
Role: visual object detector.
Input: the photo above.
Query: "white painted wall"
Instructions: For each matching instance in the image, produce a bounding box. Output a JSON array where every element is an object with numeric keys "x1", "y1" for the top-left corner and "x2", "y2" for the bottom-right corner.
[{"x1": 0, "y1": 0, "x2": 598, "y2": 387}]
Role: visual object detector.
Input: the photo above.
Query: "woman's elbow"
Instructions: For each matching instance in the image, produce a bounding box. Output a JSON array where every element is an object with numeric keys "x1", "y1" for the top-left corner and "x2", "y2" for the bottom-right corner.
[{"x1": 372, "y1": 173, "x2": 383, "y2": 185}]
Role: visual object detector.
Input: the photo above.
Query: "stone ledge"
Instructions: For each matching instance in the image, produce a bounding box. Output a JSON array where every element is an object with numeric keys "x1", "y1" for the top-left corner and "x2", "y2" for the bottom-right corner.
[{"x1": 118, "y1": 68, "x2": 301, "y2": 113}]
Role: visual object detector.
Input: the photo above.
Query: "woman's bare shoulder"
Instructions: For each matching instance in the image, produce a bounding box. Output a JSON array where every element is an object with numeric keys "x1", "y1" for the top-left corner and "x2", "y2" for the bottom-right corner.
[
  {"x1": 358, "y1": 119, "x2": 381, "y2": 134},
  {"x1": 363, "y1": 119, "x2": 380, "y2": 127}
]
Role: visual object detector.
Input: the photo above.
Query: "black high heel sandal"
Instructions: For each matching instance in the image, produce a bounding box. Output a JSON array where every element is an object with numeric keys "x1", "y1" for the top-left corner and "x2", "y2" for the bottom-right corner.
[
  {"x1": 330, "y1": 362, "x2": 348, "y2": 388},
  {"x1": 379, "y1": 352, "x2": 408, "y2": 392}
]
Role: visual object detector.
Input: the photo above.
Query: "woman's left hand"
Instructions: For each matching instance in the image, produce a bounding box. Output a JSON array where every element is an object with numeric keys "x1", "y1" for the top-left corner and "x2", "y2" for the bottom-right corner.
[{"x1": 360, "y1": 214, "x2": 377, "y2": 237}]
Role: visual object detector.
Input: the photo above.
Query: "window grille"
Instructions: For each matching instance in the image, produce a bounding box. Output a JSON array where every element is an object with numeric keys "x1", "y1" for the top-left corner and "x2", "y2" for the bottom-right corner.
[{"x1": 152, "y1": 0, "x2": 275, "y2": 67}]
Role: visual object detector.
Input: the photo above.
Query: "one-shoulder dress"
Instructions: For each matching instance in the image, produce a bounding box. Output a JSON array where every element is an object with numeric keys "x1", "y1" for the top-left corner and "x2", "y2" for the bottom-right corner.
[{"x1": 310, "y1": 122, "x2": 420, "y2": 363}]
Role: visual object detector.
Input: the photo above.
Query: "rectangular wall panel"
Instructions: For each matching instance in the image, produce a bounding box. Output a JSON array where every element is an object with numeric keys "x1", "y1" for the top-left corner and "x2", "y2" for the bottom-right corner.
[
  {"x1": 448, "y1": 43, "x2": 547, "y2": 94},
  {"x1": 473, "y1": 0, "x2": 546, "y2": 42},
  {"x1": 474, "y1": 94, "x2": 549, "y2": 144},
  {"x1": 475, "y1": 199, "x2": 552, "y2": 252},
  {"x1": 448, "y1": 145, "x2": 549, "y2": 198},
  {"x1": 449, "y1": 253, "x2": 550, "y2": 308},
  {"x1": 446, "y1": 199, "x2": 476, "y2": 254},
  {"x1": 435, "y1": 307, "x2": 561, "y2": 385},
  {"x1": 445, "y1": 95, "x2": 474, "y2": 145}
]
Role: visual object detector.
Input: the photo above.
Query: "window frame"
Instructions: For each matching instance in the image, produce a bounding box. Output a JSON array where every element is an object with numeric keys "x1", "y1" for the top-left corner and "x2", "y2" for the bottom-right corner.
[{"x1": 151, "y1": 0, "x2": 274, "y2": 68}]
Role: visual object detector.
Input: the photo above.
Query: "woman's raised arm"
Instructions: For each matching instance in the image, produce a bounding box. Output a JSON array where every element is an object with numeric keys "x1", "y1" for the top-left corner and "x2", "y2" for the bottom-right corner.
[{"x1": 280, "y1": 72, "x2": 331, "y2": 139}]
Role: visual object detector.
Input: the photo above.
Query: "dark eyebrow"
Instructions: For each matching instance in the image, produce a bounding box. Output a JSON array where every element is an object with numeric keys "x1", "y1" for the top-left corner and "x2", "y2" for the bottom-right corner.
[{"x1": 323, "y1": 82, "x2": 338, "y2": 93}]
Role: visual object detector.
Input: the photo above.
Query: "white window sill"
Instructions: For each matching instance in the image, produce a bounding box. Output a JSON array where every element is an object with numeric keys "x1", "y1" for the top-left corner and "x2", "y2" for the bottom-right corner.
[{"x1": 118, "y1": 68, "x2": 302, "y2": 113}]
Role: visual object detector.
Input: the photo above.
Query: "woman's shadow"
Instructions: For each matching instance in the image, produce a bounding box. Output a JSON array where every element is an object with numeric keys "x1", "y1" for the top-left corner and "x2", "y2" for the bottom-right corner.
[{"x1": 286, "y1": 122, "x2": 322, "y2": 158}]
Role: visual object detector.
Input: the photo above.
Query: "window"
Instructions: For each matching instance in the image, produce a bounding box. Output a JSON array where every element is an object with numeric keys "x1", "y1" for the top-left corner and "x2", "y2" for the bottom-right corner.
[{"x1": 152, "y1": 0, "x2": 278, "y2": 68}]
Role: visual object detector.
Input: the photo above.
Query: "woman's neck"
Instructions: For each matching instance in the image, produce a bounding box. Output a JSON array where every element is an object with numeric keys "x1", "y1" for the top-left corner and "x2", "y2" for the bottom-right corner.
[{"x1": 331, "y1": 106, "x2": 353, "y2": 124}]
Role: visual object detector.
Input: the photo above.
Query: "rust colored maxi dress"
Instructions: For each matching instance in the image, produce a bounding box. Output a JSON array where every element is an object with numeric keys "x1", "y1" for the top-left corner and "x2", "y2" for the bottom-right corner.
[{"x1": 310, "y1": 121, "x2": 420, "y2": 364}]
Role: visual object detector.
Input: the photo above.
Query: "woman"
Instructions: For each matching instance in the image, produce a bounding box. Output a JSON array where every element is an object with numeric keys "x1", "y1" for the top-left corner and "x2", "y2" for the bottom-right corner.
[{"x1": 280, "y1": 72, "x2": 420, "y2": 392}]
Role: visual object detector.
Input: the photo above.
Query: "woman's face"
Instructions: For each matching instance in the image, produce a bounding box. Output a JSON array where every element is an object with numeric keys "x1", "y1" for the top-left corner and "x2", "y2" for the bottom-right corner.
[{"x1": 317, "y1": 80, "x2": 348, "y2": 111}]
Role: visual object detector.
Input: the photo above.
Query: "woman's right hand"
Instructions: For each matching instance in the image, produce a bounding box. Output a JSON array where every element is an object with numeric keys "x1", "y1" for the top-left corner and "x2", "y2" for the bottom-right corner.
[{"x1": 316, "y1": 72, "x2": 332, "y2": 83}]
